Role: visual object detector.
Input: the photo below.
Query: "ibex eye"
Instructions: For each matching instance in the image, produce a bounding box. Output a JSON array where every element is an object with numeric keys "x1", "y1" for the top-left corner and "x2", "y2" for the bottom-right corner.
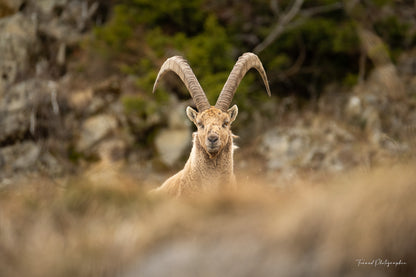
[
  {"x1": 222, "y1": 122, "x2": 229, "y2": 128},
  {"x1": 199, "y1": 123, "x2": 204, "y2": 129}
]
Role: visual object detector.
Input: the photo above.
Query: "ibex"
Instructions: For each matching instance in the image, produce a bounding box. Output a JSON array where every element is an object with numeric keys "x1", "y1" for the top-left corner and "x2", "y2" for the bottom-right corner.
[{"x1": 152, "y1": 52, "x2": 271, "y2": 197}]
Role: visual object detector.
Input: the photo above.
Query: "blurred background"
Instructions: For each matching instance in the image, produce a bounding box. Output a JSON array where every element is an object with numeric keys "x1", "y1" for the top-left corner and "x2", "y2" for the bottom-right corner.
[
  {"x1": 1, "y1": 1, "x2": 416, "y2": 277},
  {"x1": 1, "y1": 0, "x2": 416, "y2": 185}
]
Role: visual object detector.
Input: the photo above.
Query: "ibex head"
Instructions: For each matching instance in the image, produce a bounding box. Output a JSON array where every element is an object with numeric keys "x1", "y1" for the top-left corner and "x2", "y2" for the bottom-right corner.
[
  {"x1": 153, "y1": 52, "x2": 271, "y2": 158},
  {"x1": 185, "y1": 105, "x2": 238, "y2": 157}
]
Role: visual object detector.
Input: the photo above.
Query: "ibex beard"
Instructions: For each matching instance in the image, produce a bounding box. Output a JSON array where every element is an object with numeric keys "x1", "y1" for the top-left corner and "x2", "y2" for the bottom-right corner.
[{"x1": 151, "y1": 53, "x2": 271, "y2": 197}]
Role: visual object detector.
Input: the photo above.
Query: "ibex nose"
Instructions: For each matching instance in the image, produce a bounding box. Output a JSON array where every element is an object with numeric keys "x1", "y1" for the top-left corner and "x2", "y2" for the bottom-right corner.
[{"x1": 208, "y1": 134, "x2": 218, "y2": 144}]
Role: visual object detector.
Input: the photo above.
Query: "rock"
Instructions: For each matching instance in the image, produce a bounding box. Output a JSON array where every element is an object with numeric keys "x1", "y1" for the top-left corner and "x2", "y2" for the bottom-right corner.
[
  {"x1": 0, "y1": 80, "x2": 36, "y2": 142},
  {"x1": 68, "y1": 77, "x2": 121, "y2": 115},
  {"x1": 38, "y1": 150, "x2": 63, "y2": 176},
  {"x1": 0, "y1": 79, "x2": 58, "y2": 143},
  {"x1": 258, "y1": 119, "x2": 358, "y2": 175},
  {"x1": 0, "y1": 141, "x2": 64, "y2": 182},
  {"x1": 345, "y1": 89, "x2": 385, "y2": 146},
  {"x1": 83, "y1": 138, "x2": 129, "y2": 188},
  {"x1": 0, "y1": 0, "x2": 120, "y2": 181},
  {"x1": 35, "y1": 0, "x2": 101, "y2": 44},
  {"x1": 96, "y1": 138, "x2": 127, "y2": 163},
  {"x1": 0, "y1": 141, "x2": 40, "y2": 173},
  {"x1": 166, "y1": 102, "x2": 191, "y2": 129},
  {"x1": 345, "y1": 96, "x2": 362, "y2": 119},
  {"x1": 155, "y1": 129, "x2": 192, "y2": 167},
  {"x1": 259, "y1": 127, "x2": 310, "y2": 170},
  {"x1": 155, "y1": 101, "x2": 192, "y2": 167},
  {"x1": 0, "y1": 13, "x2": 38, "y2": 95},
  {"x1": 68, "y1": 87, "x2": 94, "y2": 111},
  {"x1": 369, "y1": 64, "x2": 405, "y2": 100},
  {"x1": 363, "y1": 106, "x2": 382, "y2": 145},
  {"x1": 76, "y1": 114, "x2": 118, "y2": 153},
  {"x1": 34, "y1": 0, "x2": 67, "y2": 15}
]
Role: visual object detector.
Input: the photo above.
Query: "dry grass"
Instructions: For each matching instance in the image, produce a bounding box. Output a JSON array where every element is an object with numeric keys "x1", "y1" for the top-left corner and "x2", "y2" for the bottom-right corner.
[{"x1": 0, "y1": 162, "x2": 415, "y2": 277}]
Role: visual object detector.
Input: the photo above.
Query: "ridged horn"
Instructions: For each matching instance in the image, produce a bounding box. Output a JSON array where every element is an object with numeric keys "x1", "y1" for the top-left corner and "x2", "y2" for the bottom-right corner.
[
  {"x1": 215, "y1": 52, "x2": 271, "y2": 111},
  {"x1": 153, "y1": 56, "x2": 211, "y2": 112}
]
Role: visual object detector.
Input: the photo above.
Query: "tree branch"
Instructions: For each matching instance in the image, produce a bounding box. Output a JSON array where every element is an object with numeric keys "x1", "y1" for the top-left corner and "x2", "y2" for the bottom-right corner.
[
  {"x1": 254, "y1": 1, "x2": 343, "y2": 54},
  {"x1": 254, "y1": 0, "x2": 304, "y2": 54}
]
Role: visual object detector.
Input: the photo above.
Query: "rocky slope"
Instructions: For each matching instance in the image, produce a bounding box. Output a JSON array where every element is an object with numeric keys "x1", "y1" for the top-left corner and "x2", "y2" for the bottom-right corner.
[{"x1": 1, "y1": 0, "x2": 415, "y2": 187}]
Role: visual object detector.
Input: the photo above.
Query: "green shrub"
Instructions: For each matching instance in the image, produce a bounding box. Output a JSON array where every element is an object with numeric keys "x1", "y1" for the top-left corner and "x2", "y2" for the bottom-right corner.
[
  {"x1": 87, "y1": 0, "x2": 415, "y2": 121},
  {"x1": 373, "y1": 16, "x2": 411, "y2": 61}
]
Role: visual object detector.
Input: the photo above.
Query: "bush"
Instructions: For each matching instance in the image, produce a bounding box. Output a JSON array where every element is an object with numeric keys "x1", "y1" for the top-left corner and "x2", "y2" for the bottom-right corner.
[{"x1": 87, "y1": 0, "x2": 416, "y2": 117}]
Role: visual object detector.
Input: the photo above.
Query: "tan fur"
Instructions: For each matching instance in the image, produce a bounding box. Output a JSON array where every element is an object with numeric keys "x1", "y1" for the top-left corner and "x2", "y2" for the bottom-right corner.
[
  {"x1": 151, "y1": 53, "x2": 270, "y2": 197},
  {"x1": 153, "y1": 106, "x2": 238, "y2": 197}
]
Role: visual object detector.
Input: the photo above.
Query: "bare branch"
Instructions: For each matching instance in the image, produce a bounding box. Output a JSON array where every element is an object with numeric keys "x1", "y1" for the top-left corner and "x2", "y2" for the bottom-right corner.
[
  {"x1": 300, "y1": 2, "x2": 343, "y2": 17},
  {"x1": 270, "y1": 0, "x2": 280, "y2": 16},
  {"x1": 254, "y1": 1, "x2": 343, "y2": 54},
  {"x1": 254, "y1": 0, "x2": 304, "y2": 54}
]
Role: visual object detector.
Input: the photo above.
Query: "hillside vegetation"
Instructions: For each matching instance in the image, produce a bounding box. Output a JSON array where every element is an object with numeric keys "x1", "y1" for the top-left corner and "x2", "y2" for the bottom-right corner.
[{"x1": 0, "y1": 1, "x2": 415, "y2": 276}]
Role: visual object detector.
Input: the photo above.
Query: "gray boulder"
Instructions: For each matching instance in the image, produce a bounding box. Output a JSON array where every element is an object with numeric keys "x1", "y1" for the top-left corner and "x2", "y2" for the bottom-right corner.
[
  {"x1": 0, "y1": 79, "x2": 58, "y2": 143},
  {"x1": 0, "y1": 141, "x2": 40, "y2": 177},
  {"x1": 76, "y1": 114, "x2": 119, "y2": 153},
  {"x1": 0, "y1": 13, "x2": 38, "y2": 95},
  {"x1": 154, "y1": 101, "x2": 191, "y2": 167}
]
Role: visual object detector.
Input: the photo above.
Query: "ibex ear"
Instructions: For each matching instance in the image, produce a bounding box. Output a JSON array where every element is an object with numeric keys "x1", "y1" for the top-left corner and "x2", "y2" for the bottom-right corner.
[
  {"x1": 228, "y1": 105, "x2": 238, "y2": 123},
  {"x1": 186, "y1": 106, "x2": 198, "y2": 124}
]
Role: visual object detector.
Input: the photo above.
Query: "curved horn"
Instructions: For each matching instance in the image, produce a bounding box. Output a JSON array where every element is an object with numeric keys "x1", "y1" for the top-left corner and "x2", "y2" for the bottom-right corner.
[
  {"x1": 153, "y1": 56, "x2": 211, "y2": 112},
  {"x1": 215, "y1": 52, "x2": 271, "y2": 111}
]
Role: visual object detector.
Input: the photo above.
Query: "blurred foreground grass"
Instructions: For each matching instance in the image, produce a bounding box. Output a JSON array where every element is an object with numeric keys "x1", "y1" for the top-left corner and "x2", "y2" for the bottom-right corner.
[{"x1": 0, "y1": 162, "x2": 415, "y2": 277}]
